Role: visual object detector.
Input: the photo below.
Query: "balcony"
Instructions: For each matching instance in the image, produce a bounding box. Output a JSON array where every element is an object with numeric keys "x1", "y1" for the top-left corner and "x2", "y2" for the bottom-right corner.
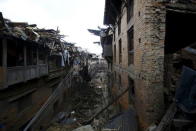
[{"x1": 6, "y1": 64, "x2": 48, "y2": 86}]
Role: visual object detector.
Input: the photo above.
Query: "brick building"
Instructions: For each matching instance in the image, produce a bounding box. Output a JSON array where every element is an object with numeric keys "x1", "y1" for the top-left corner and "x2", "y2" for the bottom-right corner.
[
  {"x1": 103, "y1": 0, "x2": 196, "y2": 130},
  {"x1": 0, "y1": 13, "x2": 90, "y2": 130}
]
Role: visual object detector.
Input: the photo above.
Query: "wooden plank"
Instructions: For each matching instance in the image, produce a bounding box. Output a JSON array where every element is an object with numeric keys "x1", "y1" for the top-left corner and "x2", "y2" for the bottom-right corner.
[
  {"x1": 8, "y1": 88, "x2": 37, "y2": 102},
  {"x1": 8, "y1": 22, "x2": 28, "y2": 27},
  {"x1": 156, "y1": 103, "x2": 176, "y2": 131},
  {"x1": 173, "y1": 118, "x2": 193, "y2": 127},
  {"x1": 23, "y1": 68, "x2": 75, "y2": 131},
  {"x1": 83, "y1": 87, "x2": 130, "y2": 125}
]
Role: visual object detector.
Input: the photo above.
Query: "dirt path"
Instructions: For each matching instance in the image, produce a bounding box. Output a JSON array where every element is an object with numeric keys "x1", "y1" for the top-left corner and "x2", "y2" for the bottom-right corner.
[{"x1": 47, "y1": 64, "x2": 113, "y2": 131}]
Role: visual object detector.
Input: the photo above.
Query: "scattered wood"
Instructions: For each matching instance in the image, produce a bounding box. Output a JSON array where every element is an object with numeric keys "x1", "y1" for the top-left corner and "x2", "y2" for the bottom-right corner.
[
  {"x1": 173, "y1": 118, "x2": 193, "y2": 127},
  {"x1": 83, "y1": 87, "x2": 130, "y2": 125},
  {"x1": 156, "y1": 103, "x2": 177, "y2": 131}
]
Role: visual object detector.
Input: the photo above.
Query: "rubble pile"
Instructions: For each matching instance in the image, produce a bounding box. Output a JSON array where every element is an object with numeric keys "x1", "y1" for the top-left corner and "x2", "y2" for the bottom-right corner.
[
  {"x1": 0, "y1": 12, "x2": 63, "y2": 45},
  {"x1": 70, "y1": 86, "x2": 102, "y2": 123},
  {"x1": 0, "y1": 12, "x2": 70, "y2": 54},
  {"x1": 0, "y1": 12, "x2": 91, "y2": 68},
  {"x1": 47, "y1": 63, "x2": 112, "y2": 131}
]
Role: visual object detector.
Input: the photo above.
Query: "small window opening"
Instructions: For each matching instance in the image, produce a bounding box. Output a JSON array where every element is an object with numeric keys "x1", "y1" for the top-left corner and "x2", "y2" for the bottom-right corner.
[
  {"x1": 119, "y1": 39, "x2": 122, "y2": 64},
  {"x1": 7, "y1": 40, "x2": 24, "y2": 67},
  {"x1": 39, "y1": 48, "x2": 46, "y2": 64},
  {"x1": 118, "y1": 19, "x2": 121, "y2": 35},
  {"x1": 127, "y1": 27, "x2": 134, "y2": 65},
  {"x1": 27, "y1": 46, "x2": 37, "y2": 66}
]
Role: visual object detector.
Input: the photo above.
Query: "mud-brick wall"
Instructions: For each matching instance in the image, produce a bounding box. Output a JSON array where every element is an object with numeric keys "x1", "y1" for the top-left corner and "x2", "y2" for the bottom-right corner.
[
  {"x1": 111, "y1": 2, "x2": 133, "y2": 110},
  {"x1": 111, "y1": 71, "x2": 130, "y2": 111},
  {"x1": 134, "y1": 0, "x2": 166, "y2": 129},
  {"x1": 0, "y1": 79, "x2": 53, "y2": 131},
  {"x1": 119, "y1": 72, "x2": 129, "y2": 110},
  {"x1": 111, "y1": 0, "x2": 167, "y2": 129},
  {"x1": 113, "y1": 3, "x2": 129, "y2": 69}
]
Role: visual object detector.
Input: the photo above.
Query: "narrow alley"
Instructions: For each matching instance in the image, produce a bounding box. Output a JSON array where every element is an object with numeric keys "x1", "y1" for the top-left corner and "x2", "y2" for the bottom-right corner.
[
  {"x1": 1, "y1": 0, "x2": 196, "y2": 131},
  {"x1": 47, "y1": 61, "x2": 112, "y2": 131}
]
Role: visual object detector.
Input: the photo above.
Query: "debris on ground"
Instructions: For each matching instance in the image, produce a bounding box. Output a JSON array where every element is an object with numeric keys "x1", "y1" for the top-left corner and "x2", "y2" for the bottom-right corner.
[
  {"x1": 104, "y1": 109, "x2": 138, "y2": 131},
  {"x1": 47, "y1": 64, "x2": 113, "y2": 131},
  {"x1": 47, "y1": 122, "x2": 77, "y2": 131},
  {"x1": 72, "y1": 125, "x2": 94, "y2": 131}
]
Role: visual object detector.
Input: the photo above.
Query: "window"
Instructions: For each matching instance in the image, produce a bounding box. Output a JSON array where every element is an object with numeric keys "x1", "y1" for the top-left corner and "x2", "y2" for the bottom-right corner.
[
  {"x1": 119, "y1": 39, "x2": 122, "y2": 64},
  {"x1": 127, "y1": 28, "x2": 134, "y2": 65},
  {"x1": 114, "y1": 44, "x2": 116, "y2": 63},
  {"x1": 27, "y1": 46, "x2": 37, "y2": 65},
  {"x1": 49, "y1": 55, "x2": 62, "y2": 70},
  {"x1": 39, "y1": 48, "x2": 46, "y2": 64},
  {"x1": 127, "y1": 0, "x2": 134, "y2": 22},
  {"x1": 7, "y1": 40, "x2": 24, "y2": 67},
  {"x1": 118, "y1": 18, "x2": 121, "y2": 35}
]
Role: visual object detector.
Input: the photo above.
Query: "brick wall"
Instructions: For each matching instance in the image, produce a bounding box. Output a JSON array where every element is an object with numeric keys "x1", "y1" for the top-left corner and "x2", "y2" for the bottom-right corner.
[
  {"x1": 134, "y1": 0, "x2": 166, "y2": 129},
  {"x1": 0, "y1": 79, "x2": 55, "y2": 130},
  {"x1": 110, "y1": 0, "x2": 196, "y2": 129},
  {"x1": 111, "y1": 0, "x2": 166, "y2": 129}
]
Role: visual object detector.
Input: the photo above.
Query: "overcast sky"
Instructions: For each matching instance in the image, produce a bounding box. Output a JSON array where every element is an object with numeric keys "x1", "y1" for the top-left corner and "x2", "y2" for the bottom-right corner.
[{"x1": 0, "y1": 0, "x2": 105, "y2": 55}]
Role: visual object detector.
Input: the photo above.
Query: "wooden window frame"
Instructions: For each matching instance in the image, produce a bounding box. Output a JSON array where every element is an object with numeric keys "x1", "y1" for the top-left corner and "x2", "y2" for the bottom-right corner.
[
  {"x1": 127, "y1": 27, "x2": 134, "y2": 65},
  {"x1": 119, "y1": 39, "x2": 122, "y2": 64}
]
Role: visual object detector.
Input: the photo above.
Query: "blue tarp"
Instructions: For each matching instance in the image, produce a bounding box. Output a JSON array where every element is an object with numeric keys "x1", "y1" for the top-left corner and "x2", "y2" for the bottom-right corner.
[{"x1": 175, "y1": 66, "x2": 196, "y2": 113}]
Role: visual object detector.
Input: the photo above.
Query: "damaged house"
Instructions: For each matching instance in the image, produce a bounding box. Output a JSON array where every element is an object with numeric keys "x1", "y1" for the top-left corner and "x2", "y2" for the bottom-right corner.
[
  {"x1": 0, "y1": 13, "x2": 89, "y2": 130},
  {"x1": 101, "y1": 0, "x2": 196, "y2": 130},
  {"x1": 88, "y1": 28, "x2": 113, "y2": 70}
]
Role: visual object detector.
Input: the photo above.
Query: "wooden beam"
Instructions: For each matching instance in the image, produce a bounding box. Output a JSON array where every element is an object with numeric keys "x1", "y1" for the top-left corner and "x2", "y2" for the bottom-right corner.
[
  {"x1": 8, "y1": 88, "x2": 37, "y2": 102},
  {"x1": 36, "y1": 48, "x2": 39, "y2": 77},
  {"x1": 156, "y1": 103, "x2": 176, "y2": 131},
  {"x1": 83, "y1": 87, "x2": 130, "y2": 125},
  {"x1": 24, "y1": 45, "x2": 27, "y2": 82},
  {"x1": 23, "y1": 68, "x2": 75, "y2": 131},
  {"x1": 2, "y1": 39, "x2": 7, "y2": 88},
  {"x1": 167, "y1": 3, "x2": 196, "y2": 14}
]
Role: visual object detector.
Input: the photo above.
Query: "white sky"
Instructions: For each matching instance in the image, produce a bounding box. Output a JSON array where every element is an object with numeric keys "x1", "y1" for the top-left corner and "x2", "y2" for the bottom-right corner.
[{"x1": 0, "y1": 0, "x2": 105, "y2": 55}]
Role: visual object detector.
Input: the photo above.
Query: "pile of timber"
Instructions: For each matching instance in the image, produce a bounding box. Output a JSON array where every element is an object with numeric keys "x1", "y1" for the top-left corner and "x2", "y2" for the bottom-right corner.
[
  {"x1": 0, "y1": 12, "x2": 91, "y2": 61},
  {"x1": 0, "y1": 12, "x2": 76, "y2": 53},
  {"x1": 0, "y1": 12, "x2": 63, "y2": 44}
]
